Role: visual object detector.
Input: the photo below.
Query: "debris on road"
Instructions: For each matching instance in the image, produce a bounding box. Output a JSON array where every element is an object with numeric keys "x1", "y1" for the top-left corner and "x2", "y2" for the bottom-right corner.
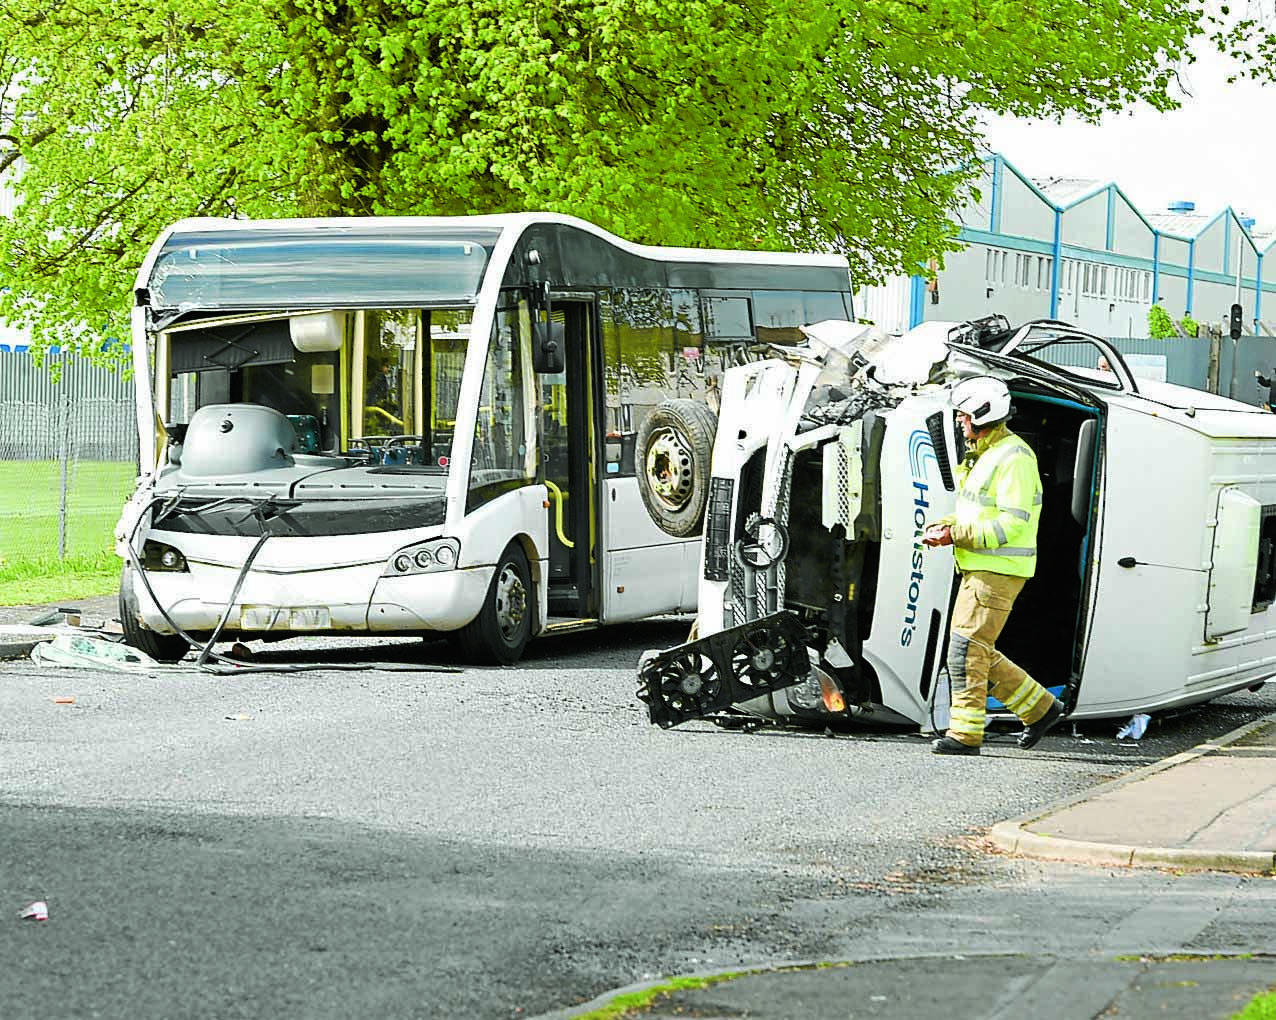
[
  {"x1": 52, "y1": 696, "x2": 76, "y2": 705},
  {"x1": 224, "y1": 713, "x2": 253, "y2": 721},
  {"x1": 1117, "y1": 713, "x2": 1152, "y2": 740},
  {"x1": 31, "y1": 634, "x2": 159, "y2": 673},
  {"x1": 19, "y1": 901, "x2": 48, "y2": 921}
]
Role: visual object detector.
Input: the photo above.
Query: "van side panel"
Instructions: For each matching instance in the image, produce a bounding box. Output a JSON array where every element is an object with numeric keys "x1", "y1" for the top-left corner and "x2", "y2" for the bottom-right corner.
[{"x1": 1077, "y1": 407, "x2": 1276, "y2": 717}]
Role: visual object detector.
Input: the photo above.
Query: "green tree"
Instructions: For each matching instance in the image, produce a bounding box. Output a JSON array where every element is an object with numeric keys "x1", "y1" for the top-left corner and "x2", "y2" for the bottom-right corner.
[
  {"x1": 0, "y1": 0, "x2": 1203, "y2": 364},
  {"x1": 1147, "y1": 304, "x2": 1177, "y2": 338}
]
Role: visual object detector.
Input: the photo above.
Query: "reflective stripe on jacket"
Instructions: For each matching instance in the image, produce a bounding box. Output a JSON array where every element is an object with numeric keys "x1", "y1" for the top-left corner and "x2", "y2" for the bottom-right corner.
[{"x1": 948, "y1": 424, "x2": 1042, "y2": 578}]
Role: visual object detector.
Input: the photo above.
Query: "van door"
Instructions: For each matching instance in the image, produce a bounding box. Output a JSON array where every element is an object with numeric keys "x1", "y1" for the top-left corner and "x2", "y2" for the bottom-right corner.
[{"x1": 1205, "y1": 485, "x2": 1262, "y2": 640}]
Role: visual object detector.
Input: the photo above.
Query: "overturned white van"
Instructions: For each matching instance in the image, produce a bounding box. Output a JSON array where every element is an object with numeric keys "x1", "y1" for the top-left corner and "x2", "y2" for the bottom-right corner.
[{"x1": 637, "y1": 317, "x2": 1276, "y2": 731}]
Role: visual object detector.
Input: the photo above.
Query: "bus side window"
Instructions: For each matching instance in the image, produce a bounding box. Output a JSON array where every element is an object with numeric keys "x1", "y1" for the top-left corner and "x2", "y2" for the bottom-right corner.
[
  {"x1": 751, "y1": 291, "x2": 805, "y2": 345},
  {"x1": 602, "y1": 288, "x2": 678, "y2": 477}
]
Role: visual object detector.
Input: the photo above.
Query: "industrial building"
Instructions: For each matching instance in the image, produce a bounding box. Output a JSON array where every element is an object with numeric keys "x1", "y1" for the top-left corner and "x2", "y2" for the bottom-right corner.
[{"x1": 856, "y1": 153, "x2": 1276, "y2": 338}]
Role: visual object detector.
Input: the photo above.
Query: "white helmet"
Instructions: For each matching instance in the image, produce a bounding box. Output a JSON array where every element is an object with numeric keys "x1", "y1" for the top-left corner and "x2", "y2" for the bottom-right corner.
[{"x1": 951, "y1": 376, "x2": 1011, "y2": 428}]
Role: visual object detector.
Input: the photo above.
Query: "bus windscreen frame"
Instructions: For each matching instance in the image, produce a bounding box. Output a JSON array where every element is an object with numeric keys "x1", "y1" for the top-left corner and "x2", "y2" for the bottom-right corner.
[{"x1": 146, "y1": 226, "x2": 500, "y2": 311}]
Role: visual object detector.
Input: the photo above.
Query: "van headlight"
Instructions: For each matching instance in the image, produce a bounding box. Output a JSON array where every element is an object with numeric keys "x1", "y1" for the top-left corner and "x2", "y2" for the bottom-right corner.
[{"x1": 384, "y1": 538, "x2": 461, "y2": 577}]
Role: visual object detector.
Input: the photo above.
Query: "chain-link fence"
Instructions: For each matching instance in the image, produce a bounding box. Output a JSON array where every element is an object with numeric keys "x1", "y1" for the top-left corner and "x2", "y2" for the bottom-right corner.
[{"x1": 0, "y1": 354, "x2": 137, "y2": 571}]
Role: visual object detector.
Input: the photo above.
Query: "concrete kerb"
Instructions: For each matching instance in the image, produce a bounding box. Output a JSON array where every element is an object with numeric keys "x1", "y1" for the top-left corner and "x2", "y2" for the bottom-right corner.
[
  {"x1": 988, "y1": 710, "x2": 1276, "y2": 874},
  {"x1": 0, "y1": 625, "x2": 63, "y2": 660}
]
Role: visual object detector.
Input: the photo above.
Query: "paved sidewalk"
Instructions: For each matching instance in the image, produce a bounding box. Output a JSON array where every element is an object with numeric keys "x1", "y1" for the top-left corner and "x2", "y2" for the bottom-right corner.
[
  {"x1": 990, "y1": 712, "x2": 1276, "y2": 874},
  {"x1": 535, "y1": 955, "x2": 1275, "y2": 1020}
]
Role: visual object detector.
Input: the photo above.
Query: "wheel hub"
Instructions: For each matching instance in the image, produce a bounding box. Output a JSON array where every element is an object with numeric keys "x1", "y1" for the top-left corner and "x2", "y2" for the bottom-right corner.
[
  {"x1": 645, "y1": 428, "x2": 694, "y2": 509},
  {"x1": 493, "y1": 565, "x2": 527, "y2": 640}
]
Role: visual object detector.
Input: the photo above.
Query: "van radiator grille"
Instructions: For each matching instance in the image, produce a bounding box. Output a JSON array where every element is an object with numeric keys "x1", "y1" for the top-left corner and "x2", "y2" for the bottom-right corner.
[{"x1": 925, "y1": 411, "x2": 955, "y2": 491}]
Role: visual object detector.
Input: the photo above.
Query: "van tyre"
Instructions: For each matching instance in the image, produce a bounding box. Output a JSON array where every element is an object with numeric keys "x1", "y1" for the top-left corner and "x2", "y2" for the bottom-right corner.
[
  {"x1": 636, "y1": 399, "x2": 718, "y2": 538},
  {"x1": 118, "y1": 563, "x2": 192, "y2": 662},
  {"x1": 456, "y1": 542, "x2": 533, "y2": 665}
]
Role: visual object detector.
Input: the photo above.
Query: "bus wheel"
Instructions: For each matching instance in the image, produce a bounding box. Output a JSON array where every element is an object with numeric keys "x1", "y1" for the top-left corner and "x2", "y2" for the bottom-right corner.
[
  {"x1": 456, "y1": 543, "x2": 533, "y2": 665},
  {"x1": 636, "y1": 399, "x2": 717, "y2": 537},
  {"x1": 118, "y1": 564, "x2": 192, "y2": 663}
]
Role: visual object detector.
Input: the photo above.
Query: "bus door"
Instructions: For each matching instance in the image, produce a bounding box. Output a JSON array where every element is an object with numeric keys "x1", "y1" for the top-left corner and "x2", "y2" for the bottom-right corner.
[{"x1": 541, "y1": 298, "x2": 598, "y2": 620}]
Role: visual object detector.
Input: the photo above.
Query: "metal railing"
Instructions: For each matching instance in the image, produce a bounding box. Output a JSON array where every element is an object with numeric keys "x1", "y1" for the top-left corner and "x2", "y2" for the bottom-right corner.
[{"x1": 0, "y1": 354, "x2": 137, "y2": 566}]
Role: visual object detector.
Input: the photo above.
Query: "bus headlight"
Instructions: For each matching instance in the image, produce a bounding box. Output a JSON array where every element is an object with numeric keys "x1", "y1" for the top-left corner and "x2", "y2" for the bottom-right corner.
[
  {"x1": 141, "y1": 540, "x2": 189, "y2": 573},
  {"x1": 384, "y1": 538, "x2": 461, "y2": 577}
]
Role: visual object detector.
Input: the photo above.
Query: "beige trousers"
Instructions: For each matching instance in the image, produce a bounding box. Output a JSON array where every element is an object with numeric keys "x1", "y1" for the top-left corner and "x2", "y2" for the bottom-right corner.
[{"x1": 945, "y1": 570, "x2": 1055, "y2": 747}]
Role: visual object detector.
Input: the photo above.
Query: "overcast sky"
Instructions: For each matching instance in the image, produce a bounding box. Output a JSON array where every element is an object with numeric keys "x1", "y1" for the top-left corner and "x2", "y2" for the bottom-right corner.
[{"x1": 981, "y1": 43, "x2": 1276, "y2": 229}]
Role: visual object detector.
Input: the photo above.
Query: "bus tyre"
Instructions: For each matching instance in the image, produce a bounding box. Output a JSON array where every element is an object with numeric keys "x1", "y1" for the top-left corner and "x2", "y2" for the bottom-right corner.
[
  {"x1": 456, "y1": 542, "x2": 533, "y2": 665},
  {"x1": 636, "y1": 399, "x2": 718, "y2": 538},
  {"x1": 118, "y1": 564, "x2": 192, "y2": 663}
]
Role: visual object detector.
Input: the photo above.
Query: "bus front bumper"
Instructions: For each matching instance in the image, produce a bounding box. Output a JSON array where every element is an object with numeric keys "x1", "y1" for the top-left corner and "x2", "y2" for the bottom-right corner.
[{"x1": 128, "y1": 561, "x2": 495, "y2": 635}]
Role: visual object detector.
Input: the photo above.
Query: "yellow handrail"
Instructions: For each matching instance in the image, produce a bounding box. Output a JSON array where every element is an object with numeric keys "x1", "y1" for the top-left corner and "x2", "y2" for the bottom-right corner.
[
  {"x1": 543, "y1": 480, "x2": 574, "y2": 549},
  {"x1": 366, "y1": 405, "x2": 405, "y2": 428}
]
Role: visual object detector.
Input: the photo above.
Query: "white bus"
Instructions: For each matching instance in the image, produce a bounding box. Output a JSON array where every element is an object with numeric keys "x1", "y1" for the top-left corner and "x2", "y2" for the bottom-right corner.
[{"x1": 116, "y1": 213, "x2": 853, "y2": 663}]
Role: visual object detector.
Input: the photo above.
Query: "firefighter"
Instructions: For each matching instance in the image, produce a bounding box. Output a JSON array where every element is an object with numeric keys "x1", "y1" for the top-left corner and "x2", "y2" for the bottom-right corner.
[{"x1": 921, "y1": 376, "x2": 1064, "y2": 755}]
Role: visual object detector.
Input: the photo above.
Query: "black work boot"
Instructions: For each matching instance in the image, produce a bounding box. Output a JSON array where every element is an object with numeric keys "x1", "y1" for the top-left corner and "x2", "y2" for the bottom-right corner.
[
  {"x1": 1018, "y1": 699, "x2": 1064, "y2": 750},
  {"x1": 931, "y1": 735, "x2": 980, "y2": 756}
]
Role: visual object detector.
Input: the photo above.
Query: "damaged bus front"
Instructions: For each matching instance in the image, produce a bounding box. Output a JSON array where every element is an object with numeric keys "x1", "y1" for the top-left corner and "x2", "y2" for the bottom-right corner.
[
  {"x1": 115, "y1": 214, "x2": 854, "y2": 664},
  {"x1": 638, "y1": 317, "x2": 1276, "y2": 731}
]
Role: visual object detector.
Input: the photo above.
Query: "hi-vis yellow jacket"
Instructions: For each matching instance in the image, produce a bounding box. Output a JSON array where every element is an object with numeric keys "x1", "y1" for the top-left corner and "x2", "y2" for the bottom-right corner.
[{"x1": 939, "y1": 423, "x2": 1043, "y2": 578}]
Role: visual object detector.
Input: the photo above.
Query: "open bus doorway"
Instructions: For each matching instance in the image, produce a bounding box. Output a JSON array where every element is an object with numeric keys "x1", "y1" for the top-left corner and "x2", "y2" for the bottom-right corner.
[{"x1": 541, "y1": 299, "x2": 599, "y2": 622}]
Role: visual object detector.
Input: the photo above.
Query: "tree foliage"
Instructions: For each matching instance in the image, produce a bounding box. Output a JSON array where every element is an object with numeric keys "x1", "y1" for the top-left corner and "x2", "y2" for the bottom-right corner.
[
  {"x1": 0, "y1": 0, "x2": 1204, "y2": 364},
  {"x1": 1147, "y1": 303, "x2": 1178, "y2": 338}
]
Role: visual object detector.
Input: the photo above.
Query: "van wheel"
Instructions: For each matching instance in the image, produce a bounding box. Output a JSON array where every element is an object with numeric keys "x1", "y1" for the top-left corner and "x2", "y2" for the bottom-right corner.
[
  {"x1": 456, "y1": 543, "x2": 533, "y2": 665},
  {"x1": 118, "y1": 564, "x2": 191, "y2": 662},
  {"x1": 636, "y1": 399, "x2": 718, "y2": 537}
]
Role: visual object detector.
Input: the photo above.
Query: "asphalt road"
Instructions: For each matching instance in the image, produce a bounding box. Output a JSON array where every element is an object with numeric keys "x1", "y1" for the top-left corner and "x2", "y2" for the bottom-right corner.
[{"x1": 1, "y1": 615, "x2": 1274, "y2": 1019}]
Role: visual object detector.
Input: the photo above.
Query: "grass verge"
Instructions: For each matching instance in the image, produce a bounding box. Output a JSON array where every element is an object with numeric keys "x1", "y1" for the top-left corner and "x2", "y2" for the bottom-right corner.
[
  {"x1": 570, "y1": 963, "x2": 852, "y2": 1019},
  {"x1": 0, "y1": 553, "x2": 120, "y2": 606},
  {"x1": 0, "y1": 460, "x2": 133, "y2": 605},
  {"x1": 1237, "y1": 990, "x2": 1276, "y2": 1019}
]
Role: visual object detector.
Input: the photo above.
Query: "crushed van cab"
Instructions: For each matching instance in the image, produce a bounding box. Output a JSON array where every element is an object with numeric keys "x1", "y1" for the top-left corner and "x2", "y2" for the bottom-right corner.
[{"x1": 637, "y1": 317, "x2": 1276, "y2": 732}]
